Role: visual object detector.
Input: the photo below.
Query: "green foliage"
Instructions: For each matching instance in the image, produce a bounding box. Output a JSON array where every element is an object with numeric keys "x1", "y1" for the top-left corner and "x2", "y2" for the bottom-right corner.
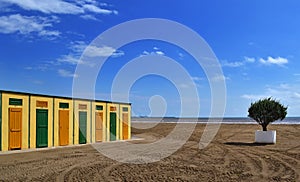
[{"x1": 248, "y1": 97, "x2": 287, "y2": 131}]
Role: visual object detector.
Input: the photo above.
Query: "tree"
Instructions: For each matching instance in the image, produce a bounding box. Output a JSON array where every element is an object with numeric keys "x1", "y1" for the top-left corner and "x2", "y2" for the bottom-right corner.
[{"x1": 248, "y1": 97, "x2": 287, "y2": 131}]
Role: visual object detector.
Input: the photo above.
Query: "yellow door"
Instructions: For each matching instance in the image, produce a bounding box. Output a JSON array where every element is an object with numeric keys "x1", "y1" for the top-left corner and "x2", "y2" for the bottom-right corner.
[
  {"x1": 95, "y1": 112, "x2": 103, "y2": 142},
  {"x1": 59, "y1": 110, "x2": 69, "y2": 146},
  {"x1": 9, "y1": 108, "x2": 22, "y2": 150},
  {"x1": 122, "y1": 113, "x2": 129, "y2": 140}
]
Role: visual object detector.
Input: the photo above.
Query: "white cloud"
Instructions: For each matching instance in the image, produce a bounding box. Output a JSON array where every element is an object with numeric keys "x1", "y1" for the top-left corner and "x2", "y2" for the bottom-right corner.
[
  {"x1": 112, "y1": 50, "x2": 125, "y2": 57},
  {"x1": 38, "y1": 30, "x2": 60, "y2": 37},
  {"x1": 259, "y1": 56, "x2": 288, "y2": 66},
  {"x1": 223, "y1": 56, "x2": 288, "y2": 67},
  {"x1": 80, "y1": 14, "x2": 99, "y2": 21},
  {"x1": 142, "y1": 51, "x2": 150, "y2": 55},
  {"x1": 69, "y1": 41, "x2": 88, "y2": 54},
  {"x1": 140, "y1": 50, "x2": 165, "y2": 56},
  {"x1": 58, "y1": 69, "x2": 78, "y2": 78},
  {"x1": 155, "y1": 51, "x2": 165, "y2": 56},
  {"x1": 85, "y1": 45, "x2": 124, "y2": 57},
  {"x1": 1, "y1": 0, "x2": 83, "y2": 14},
  {"x1": 223, "y1": 61, "x2": 244, "y2": 67},
  {"x1": 244, "y1": 56, "x2": 255, "y2": 63},
  {"x1": 56, "y1": 42, "x2": 124, "y2": 68},
  {"x1": 82, "y1": 4, "x2": 116, "y2": 15},
  {"x1": 0, "y1": 0, "x2": 118, "y2": 39},
  {"x1": 55, "y1": 41, "x2": 87, "y2": 66},
  {"x1": 223, "y1": 57, "x2": 255, "y2": 68},
  {"x1": 0, "y1": 14, "x2": 60, "y2": 38},
  {"x1": 57, "y1": 54, "x2": 84, "y2": 65},
  {"x1": 1, "y1": 0, "x2": 118, "y2": 15}
]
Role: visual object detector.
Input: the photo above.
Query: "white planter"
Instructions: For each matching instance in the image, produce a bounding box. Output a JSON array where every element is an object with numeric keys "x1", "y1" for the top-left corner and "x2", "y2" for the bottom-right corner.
[{"x1": 255, "y1": 130, "x2": 276, "y2": 144}]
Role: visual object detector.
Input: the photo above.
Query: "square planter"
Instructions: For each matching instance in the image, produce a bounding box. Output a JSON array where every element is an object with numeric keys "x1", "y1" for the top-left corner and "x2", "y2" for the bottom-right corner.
[{"x1": 255, "y1": 130, "x2": 276, "y2": 144}]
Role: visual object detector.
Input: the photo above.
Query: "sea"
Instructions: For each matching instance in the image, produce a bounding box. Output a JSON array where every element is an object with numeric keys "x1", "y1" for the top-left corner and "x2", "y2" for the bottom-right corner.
[{"x1": 131, "y1": 117, "x2": 300, "y2": 125}]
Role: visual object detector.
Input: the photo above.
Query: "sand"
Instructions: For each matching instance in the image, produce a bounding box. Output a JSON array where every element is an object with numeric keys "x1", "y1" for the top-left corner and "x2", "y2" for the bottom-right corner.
[{"x1": 0, "y1": 123, "x2": 299, "y2": 181}]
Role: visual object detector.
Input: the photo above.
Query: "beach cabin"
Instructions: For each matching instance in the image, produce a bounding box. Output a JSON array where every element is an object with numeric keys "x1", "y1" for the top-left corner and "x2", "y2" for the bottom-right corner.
[
  {"x1": 120, "y1": 104, "x2": 131, "y2": 140},
  {"x1": 92, "y1": 101, "x2": 107, "y2": 142},
  {"x1": 54, "y1": 97, "x2": 74, "y2": 147},
  {"x1": 106, "y1": 103, "x2": 120, "y2": 141},
  {"x1": 1, "y1": 91, "x2": 29, "y2": 151},
  {"x1": 29, "y1": 95, "x2": 53, "y2": 149},
  {"x1": 0, "y1": 90, "x2": 131, "y2": 152}
]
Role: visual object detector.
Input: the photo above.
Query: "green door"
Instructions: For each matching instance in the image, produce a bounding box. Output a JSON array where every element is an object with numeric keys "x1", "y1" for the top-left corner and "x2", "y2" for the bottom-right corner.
[
  {"x1": 79, "y1": 111, "x2": 87, "y2": 144},
  {"x1": 110, "y1": 112, "x2": 117, "y2": 141},
  {"x1": 36, "y1": 109, "x2": 48, "y2": 148}
]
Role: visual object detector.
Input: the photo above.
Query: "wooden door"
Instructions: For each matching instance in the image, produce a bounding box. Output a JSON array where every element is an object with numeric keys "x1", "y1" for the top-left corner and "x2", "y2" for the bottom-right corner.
[
  {"x1": 36, "y1": 109, "x2": 48, "y2": 148},
  {"x1": 95, "y1": 112, "x2": 103, "y2": 142},
  {"x1": 122, "y1": 113, "x2": 129, "y2": 140},
  {"x1": 110, "y1": 112, "x2": 116, "y2": 141},
  {"x1": 9, "y1": 108, "x2": 22, "y2": 150},
  {"x1": 59, "y1": 110, "x2": 69, "y2": 146},
  {"x1": 79, "y1": 111, "x2": 87, "y2": 144}
]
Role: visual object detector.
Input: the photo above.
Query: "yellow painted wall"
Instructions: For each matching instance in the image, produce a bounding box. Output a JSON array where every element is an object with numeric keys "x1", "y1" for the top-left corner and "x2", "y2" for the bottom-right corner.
[
  {"x1": 29, "y1": 96, "x2": 53, "y2": 148},
  {"x1": 119, "y1": 104, "x2": 131, "y2": 140},
  {"x1": 106, "y1": 103, "x2": 120, "y2": 141},
  {"x1": 91, "y1": 102, "x2": 107, "y2": 142},
  {"x1": 53, "y1": 98, "x2": 73, "y2": 147},
  {"x1": 73, "y1": 100, "x2": 91, "y2": 144},
  {"x1": 128, "y1": 105, "x2": 131, "y2": 139},
  {"x1": 1, "y1": 93, "x2": 29, "y2": 151}
]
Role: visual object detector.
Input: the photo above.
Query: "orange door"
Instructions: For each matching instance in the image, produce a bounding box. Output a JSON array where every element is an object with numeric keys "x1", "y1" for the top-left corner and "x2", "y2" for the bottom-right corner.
[
  {"x1": 95, "y1": 112, "x2": 103, "y2": 142},
  {"x1": 59, "y1": 110, "x2": 69, "y2": 146},
  {"x1": 122, "y1": 113, "x2": 129, "y2": 140},
  {"x1": 9, "y1": 108, "x2": 22, "y2": 150}
]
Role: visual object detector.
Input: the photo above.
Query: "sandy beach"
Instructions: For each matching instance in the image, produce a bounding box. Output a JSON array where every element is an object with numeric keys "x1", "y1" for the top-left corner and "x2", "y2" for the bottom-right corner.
[{"x1": 0, "y1": 123, "x2": 299, "y2": 181}]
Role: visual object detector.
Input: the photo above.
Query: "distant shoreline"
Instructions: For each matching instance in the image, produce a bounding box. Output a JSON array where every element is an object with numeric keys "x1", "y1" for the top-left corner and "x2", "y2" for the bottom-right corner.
[{"x1": 131, "y1": 117, "x2": 300, "y2": 124}]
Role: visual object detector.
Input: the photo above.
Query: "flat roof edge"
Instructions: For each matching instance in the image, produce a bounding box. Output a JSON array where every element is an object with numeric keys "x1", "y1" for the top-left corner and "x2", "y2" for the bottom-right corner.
[{"x1": 0, "y1": 90, "x2": 131, "y2": 105}]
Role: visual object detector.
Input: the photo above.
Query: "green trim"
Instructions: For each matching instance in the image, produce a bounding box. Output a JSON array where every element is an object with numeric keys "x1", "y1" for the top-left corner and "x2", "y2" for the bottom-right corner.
[
  {"x1": 122, "y1": 107, "x2": 128, "y2": 112},
  {"x1": 0, "y1": 92, "x2": 2, "y2": 151},
  {"x1": 59, "y1": 102, "x2": 69, "y2": 109},
  {"x1": 9, "y1": 98, "x2": 23, "y2": 106},
  {"x1": 96, "y1": 105, "x2": 103, "y2": 111}
]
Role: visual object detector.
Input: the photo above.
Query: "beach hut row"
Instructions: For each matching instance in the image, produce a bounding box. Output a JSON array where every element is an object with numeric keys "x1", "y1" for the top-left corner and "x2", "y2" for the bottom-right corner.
[{"x1": 0, "y1": 90, "x2": 131, "y2": 152}]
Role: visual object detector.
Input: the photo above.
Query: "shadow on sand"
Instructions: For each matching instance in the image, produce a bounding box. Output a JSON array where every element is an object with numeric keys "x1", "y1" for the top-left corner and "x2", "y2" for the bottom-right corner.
[{"x1": 224, "y1": 142, "x2": 273, "y2": 146}]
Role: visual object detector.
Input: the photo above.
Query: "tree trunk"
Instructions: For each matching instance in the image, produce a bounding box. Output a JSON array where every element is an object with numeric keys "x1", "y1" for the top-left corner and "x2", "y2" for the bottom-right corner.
[{"x1": 262, "y1": 124, "x2": 267, "y2": 131}]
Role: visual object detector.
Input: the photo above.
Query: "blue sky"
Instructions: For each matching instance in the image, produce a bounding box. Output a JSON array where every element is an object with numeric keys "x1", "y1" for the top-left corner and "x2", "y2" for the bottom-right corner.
[{"x1": 0, "y1": 0, "x2": 300, "y2": 117}]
